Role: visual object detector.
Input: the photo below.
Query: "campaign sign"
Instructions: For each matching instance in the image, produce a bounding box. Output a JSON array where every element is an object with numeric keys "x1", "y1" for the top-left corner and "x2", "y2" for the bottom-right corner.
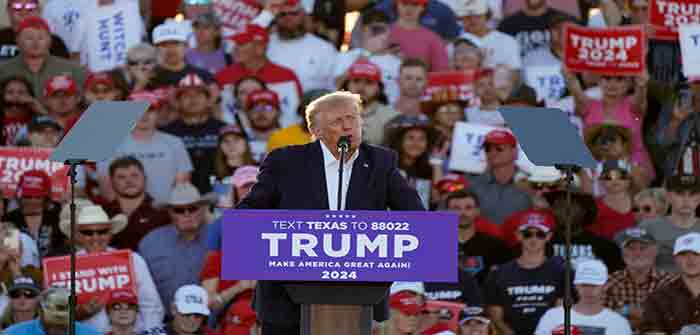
[
  {"x1": 43, "y1": 250, "x2": 136, "y2": 305},
  {"x1": 649, "y1": 0, "x2": 700, "y2": 40},
  {"x1": 524, "y1": 65, "x2": 567, "y2": 102},
  {"x1": 421, "y1": 71, "x2": 477, "y2": 103},
  {"x1": 563, "y1": 24, "x2": 646, "y2": 76},
  {"x1": 221, "y1": 210, "x2": 458, "y2": 282},
  {"x1": 679, "y1": 24, "x2": 700, "y2": 77},
  {"x1": 0, "y1": 147, "x2": 69, "y2": 201},
  {"x1": 213, "y1": 0, "x2": 263, "y2": 38}
]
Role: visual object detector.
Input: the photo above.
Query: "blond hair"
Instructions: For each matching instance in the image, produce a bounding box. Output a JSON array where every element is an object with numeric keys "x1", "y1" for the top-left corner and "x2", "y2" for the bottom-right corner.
[{"x1": 304, "y1": 91, "x2": 362, "y2": 133}]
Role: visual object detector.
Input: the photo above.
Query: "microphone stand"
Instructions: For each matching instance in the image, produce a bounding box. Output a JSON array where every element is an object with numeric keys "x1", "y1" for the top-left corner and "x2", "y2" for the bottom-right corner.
[
  {"x1": 555, "y1": 164, "x2": 578, "y2": 335},
  {"x1": 65, "y1": 159, "x2": 87, "y2": 335},
  {"x1": 337, "y1": 145, "x2": 348, "y2": 211}
]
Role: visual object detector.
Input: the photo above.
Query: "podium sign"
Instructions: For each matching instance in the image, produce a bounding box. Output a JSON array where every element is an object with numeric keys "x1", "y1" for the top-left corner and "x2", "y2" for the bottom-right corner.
[{"x1": 222, "y1": 210, "x2": 458, "y2": 282}]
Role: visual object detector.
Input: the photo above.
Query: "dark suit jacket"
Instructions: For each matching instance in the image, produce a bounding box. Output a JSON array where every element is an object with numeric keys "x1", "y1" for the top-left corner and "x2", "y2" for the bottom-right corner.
[{"x1": 237, "y1": 140, "x2": 425, "y2": 325}]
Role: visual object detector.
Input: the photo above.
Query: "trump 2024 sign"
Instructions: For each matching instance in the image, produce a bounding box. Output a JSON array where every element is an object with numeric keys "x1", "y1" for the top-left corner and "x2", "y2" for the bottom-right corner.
[{"x1": 221, "y1": 210, "x2": 458, "y2": 282}]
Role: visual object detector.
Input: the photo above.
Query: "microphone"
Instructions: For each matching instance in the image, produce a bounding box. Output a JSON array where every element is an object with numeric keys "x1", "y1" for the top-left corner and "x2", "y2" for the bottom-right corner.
[{"x1": 337, "y1": 135, "x2": 351, "y2": 153}]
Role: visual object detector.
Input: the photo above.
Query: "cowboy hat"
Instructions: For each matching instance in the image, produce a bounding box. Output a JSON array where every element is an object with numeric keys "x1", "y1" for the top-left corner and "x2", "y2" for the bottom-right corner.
[
  {"x1": 59, "y1": 204, "x2": 128, "y2": 238},
  {"x1": 584, "y1": 123, "x2": 632, "y2": 150}
]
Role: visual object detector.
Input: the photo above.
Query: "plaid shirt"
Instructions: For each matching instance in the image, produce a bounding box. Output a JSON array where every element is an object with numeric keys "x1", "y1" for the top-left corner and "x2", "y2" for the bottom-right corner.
[{"x1": 604, "y1": 267, "x2": 678, "y2": 313}]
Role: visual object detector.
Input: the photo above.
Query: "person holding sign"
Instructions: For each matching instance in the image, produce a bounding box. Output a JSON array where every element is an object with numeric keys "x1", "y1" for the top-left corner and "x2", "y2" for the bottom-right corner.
[
  {"x1": 237, "y1": 91, "x2": 424, "y2": 334},
  {"x1": 57, "y1": 203, "x2": 164, "y2": 333},
  {"x1": 420, "y1": 86, "x2": 468, "y2": 144}
]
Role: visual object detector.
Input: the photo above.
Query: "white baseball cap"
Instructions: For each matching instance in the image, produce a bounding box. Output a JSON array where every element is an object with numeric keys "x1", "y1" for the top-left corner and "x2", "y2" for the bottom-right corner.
[
  {"x1": 674, "y1": 232, "x2": 700, "y2": 256},
  {"x1": 390, "y1": 282, "x2": 425, "y2": 295},
  {"x1": 454, "y1": 0, "x2": 489, "y2": 17},
  {"x1": 152, "y1": 22, "x2": 187, "y2": 45},
  {"x1": 528, "y1": 166, "x2": 563, "y2": 183},
  {"x1": 573, "y1": 259, "x2": 608, "y2": 286},
  {"x1": 173, "y1": 285, "x2": 210, "y2": 316}
]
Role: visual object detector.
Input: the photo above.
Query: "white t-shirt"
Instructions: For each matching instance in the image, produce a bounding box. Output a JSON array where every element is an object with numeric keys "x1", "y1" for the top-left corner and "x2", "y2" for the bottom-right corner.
[
  {"x1": 42, "y1": 0, "x2": 87, "y2": 50},
  {"x1": 466, "y1": 107, "x2": 506, "y2": 127},
  {"x1": 267, "y1": 33, "x2": 338, "y2": 92},
  {"x1": 455, "y1": 30, "x2": 521, "y2": 70},
  {"x1": 333, "y1": 49, "x2": 401, "y2": 105},
  {"x1": 535, "y1": 306, "x2": 632, "y2": 335}
]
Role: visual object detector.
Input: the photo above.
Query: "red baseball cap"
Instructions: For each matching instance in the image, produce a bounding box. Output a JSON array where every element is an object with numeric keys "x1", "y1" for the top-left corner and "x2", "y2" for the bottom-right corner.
[
  {"x1": 17, "y1": 170, "x2": 51, "y2": 198},
  {"x1": 128, "y1": 90, "x2": 162, "y2": 109},
  {"x1": 246, "y1": 89, "x2": 279, "y2": 109},
  {"x1": 389, "y1": 291, "x2": 423, "y2": 315},
  {"x1": 16, "y1": 16, "x2": 50, "y2": 35},
  {"x1": 84, "y1": 72, "x2": 115, "y2": 90},
  {"x1": 230, "y1": 24, "x2": 269, "y2": 45},
  {"x1": 346, "y1": 59, "x2": 381, "y2": 83},
  {"x1": 436, "y1": 173, "x2": 467, "y2": 193},
  {"x1": 44, "y1": 75, "x2": 77, "y2": 97},
  {"x1": 106, "y1": 289, "x2": 138, "y2": 308},
  {"x1": 517, "y1": 209, "x2": 555, "y2": 233},
  {"x1": 398, "y1": 0, "x2": 428, "y2": 5},
  {"x1": 483, "y1": 130, "x2": 517, "y2": 147}
]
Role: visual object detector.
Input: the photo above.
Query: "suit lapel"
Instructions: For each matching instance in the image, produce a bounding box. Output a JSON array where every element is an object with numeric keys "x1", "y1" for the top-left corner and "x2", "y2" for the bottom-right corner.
[
  {"x1": 346, "y1": 144, "x2": 372, "y2": 210},
  {"x1": 308, "y1": 141, "x2": 330, "y2": 209}
]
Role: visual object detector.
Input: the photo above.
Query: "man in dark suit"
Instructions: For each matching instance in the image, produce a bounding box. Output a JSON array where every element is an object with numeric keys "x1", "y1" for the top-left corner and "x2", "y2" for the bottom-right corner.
[{"x1": 237, "y1": 91, "x2": 425, "y2": 334}]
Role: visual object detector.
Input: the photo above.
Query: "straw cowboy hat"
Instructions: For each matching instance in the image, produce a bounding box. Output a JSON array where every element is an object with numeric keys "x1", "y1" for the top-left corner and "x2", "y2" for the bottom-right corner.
[
  {"x1": 584, "y1": 123, "x2": 632, "y2": 150},
  {"x1": 59, "y1": 204, "x2": 128, "y2": 238}
]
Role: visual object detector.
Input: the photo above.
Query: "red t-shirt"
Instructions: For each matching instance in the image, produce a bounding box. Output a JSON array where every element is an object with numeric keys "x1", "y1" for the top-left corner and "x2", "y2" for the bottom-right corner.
[
  {"x1": 587, "y1": 198, "x2": 635, "y2": 241},
  {"x1": 475, "y1": 216, "x2": 504, "y2": 240}
]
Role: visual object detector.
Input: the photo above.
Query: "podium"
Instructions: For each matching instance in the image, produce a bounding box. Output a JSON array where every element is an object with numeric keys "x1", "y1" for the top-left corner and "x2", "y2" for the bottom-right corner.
[{"x1": 221, "y1": 210, "x2": 458, "y2": 335}]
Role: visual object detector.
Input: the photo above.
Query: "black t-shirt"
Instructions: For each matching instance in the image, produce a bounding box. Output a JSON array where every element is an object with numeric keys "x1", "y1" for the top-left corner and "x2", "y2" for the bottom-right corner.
[
  {"x1": 461, "y1": 232, "x2": 515, "y2": 284},
  {"x1": 497, "y1": 8, "x2": 575, "y2": 59},
  {"x1": 148, "y1": 64, "x2": 215, "y2": 89},
  {"x1": 0, "y1": 27, "x2": 70, "y2": 60},
  {"x1": 424, "y1": 270, "x2": 483, "y2": 306},
  {"x1": 484, "y1": 257, "x2": 566, "y2": 335},
  {"x1": 161, "y1": 117, "x2": 226, "y2": 194},
  {"x1": 548, "y1": 231, "x2": 625, "y2": 273}
]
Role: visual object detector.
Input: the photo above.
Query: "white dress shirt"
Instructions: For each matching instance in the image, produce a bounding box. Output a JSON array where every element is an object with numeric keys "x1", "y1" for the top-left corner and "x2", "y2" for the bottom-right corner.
[{"x1": 321, "y1": 141, "x2": 359, "y2": 211}]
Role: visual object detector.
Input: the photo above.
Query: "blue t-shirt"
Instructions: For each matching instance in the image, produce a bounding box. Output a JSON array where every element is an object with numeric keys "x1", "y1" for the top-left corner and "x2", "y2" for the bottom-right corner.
[
  {"x1": 208, "y1": 217, "x2": 223, "y2": 251},
  {"x1": 4, "y1": 319, "x2": 101, "y2": 335},
  {"x1": 374, "y1": 0, "x2": 460, "y2": 41},
  {"x1": 484, "y1": 257, "x2": 567, "y2": 335}
]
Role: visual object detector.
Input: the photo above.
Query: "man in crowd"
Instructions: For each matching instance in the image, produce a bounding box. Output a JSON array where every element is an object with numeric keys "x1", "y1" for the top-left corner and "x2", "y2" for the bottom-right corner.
[
  {"x1": 257, "y1": 0, "x2": 338, "y2": 93},
  {"x1": 0, "y1": 277, "x2": 41, "y2": 328},
  {"x1": 105, "y1": 289, "x2": 140, "y2": 335},
  {"x1": 497, "y1": 0, "x2": 574, "y2": 59},
  {"x1": 535, "y1": 259, "x2": 632, "y2": 335},
  {"x1": 0, "y1": 16, "x2": 85, "y2": 99},
  {"x1": 0, "y1": 0, "x2": 69, "y2": 60},
  {"x1": 215, "y1": 23, "x2": 303, "y2": 127},
  {"x1": 162, "y1": 73, "x2": 226, "y2": 195},
  {"x1": 467, "y1": 130, "x2": 531, "y2": 225},
  {"x1": 83, "y1": 72, "x2": 122, "y2": 104},
  {"x1": 42, "y1": 74, "x2": 81, "y2": 133},
  {"x1": 446, "y1": 189, "x2": 512, "y2": 284},
  {"x1": 15, "y1": 116, "x2": 63, "y2": 148},
  {"x1": 149, "y1": 21, "x2": 215, "y2": 89},
  {"x1": 605, "y1": 227, "x2": 677, "y2": 332},
  {"x1": 484, "y1": 213, "x2": 565, "y2": 335},
  {"x1": 98, "y1": 91, "x2": 193, "y2": 205},
  {"x1": 393, "y1": 58, "x2": 429, "y2": 117},
  {"x1": 103, "y1": 156, "x2": 169, "y2": 251},
  {"x1": 166, "y1": 285, "x2": 216, "y2": 335},
  {"x1": 640, "y1": 174, "x2": 700, "y2": 272},
  {"x1": 244, "y1": 89, "x2": 283, "y2": 162},
  {"x1": 643, "y1": 232, "x2": 700, "y2": 334},
  {"x1": 140, "y1": 183, "x2": 210, "y2": 312},
  {"x1": 3, "y1": 287, "x2": 101, "y2": 335}
]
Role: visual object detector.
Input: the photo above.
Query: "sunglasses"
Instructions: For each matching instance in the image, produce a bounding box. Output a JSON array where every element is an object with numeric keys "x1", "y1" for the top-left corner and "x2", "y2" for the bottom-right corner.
[
  {"x1": 529, "y1": 182, "x2": 559, "y2": 191},
  {"x1": 9, "y1": 290, "x2": 38, "y2": 299},
  {"x1": 600, "y1": 172, "x2": 629, "y2": 181},
  {"x1": 632, "y1": 205, "x2": 653, "y2": 214},
  {"x1": 127, "y1": 59, "x2": 155, "y2": 67},
  {"x1": 10, "y1": 2, "x2": 38, "y2": 11},
  {"x1": 601, "y1": 76, "x2": 626, "y2": 81},
  {"x1": 173, "y1": 206, "x2": 199, "y2": 215},
  {"x1": 250, "y1": 104, "x2": 276, "y2": 113},
  {"x1": 79, "y1": 228, "x2": 111, "y2": 236},
  {"x1": 521, "y1": 230, "x2": 548, "y2": 239}
]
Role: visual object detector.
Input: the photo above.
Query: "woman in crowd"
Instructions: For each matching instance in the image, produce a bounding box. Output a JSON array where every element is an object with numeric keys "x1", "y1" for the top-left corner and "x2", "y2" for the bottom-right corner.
[
  {"x1": 563, "y1": 68, "x2": 654, "y2": 179},
  {"x1": 0, "y1": 76, "x2": 42, "y2": 146},
  {"x1": 386, "y1": 115, "x2": 442, "y2": 209},
  {"x1": 185, "y1": 13, "x2": 230, "y2": 76},
  {"x1": 222, "y1": 76, "x2": 267, "y2": 126},
  {"x1": 211, "y1": 124, "x2": 256, "y2": 210},
  {"x1": 59, "y1": 202, "x2": 164, "y2": 333},
  {"x1": 339, "y1": 59, "x2": 398, "y2": 145},
  {"x1": 632, "y1": 188, "x2": 668, "y2": 223},
  {"x1": 451, "y1": 37, "x2": 483, "y2": 73},
  {"x1": 123, "y1": 44, "x2": 158, "y2": 92},
  {"x1": 457, "y1": 306, "x2": 499, "y2": 335},
  {"x1": 421, "y1": 87, "x2": 467, "y2": 146},
  {"x1": 588, "y1": 161, "x2": 636, "y2": 240}
]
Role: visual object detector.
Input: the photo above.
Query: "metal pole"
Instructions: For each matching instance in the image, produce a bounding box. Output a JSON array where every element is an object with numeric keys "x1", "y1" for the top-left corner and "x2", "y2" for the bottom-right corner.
[
  {"x1": 337, "y1": 148, "x2": 346, "y2": 212},
  {"x1": 563, "y1": 167, "x2": 575, "y2": 335},
  {"x1": 65, "y1": 159, "x2": 85, "y2": 335}
]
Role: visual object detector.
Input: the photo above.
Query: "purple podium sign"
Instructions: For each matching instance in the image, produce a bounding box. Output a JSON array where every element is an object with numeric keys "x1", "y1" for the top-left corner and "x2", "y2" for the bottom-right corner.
[{"x1": 221, "y1": 210, "x2": 458, "y2": 282}]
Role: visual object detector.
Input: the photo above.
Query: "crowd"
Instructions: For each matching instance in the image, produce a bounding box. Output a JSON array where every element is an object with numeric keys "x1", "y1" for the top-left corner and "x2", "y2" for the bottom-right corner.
[{"x1": 0, "y1": 0, "x2": 698, "y2": 334}]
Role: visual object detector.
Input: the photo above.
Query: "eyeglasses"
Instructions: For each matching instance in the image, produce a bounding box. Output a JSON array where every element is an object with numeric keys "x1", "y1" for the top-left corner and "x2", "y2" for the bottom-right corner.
[
  {"x1": 79, "y1": 228, "x2": 111, "y2": 236},
  {"x1": 173, "y1": 206, "x2": 199, "y2": 215},
  {"x1": 521, "y1": 230, "x2": 548, "y2": 239},
  {"x1": 632, "y1": 205, "x2": 653, "y2": 214},
  {"x1": 127, "y1": 59, "x2": 155, "y2": 67},
  {"x1": 250, "y1": 104, "x2": 276, "y2": 113},
  {"x1": 9, "y1": 290, "x2": 38, "y2": 299},
  {"x1": 10, "y1": 2, "x2": 38, "y2": 11},
  {"x1": 367, "y1": 24, "x2": 388, "y2": 36},
  {"x1": 600, "y1": 172, "x2": 629, "y2": 181}
]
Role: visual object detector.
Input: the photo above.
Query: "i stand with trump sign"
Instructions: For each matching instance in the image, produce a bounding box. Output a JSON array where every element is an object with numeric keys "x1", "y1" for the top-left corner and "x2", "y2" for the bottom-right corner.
[{"x1": 221, "y1": 210, "x2": 457, "y2": 282}]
